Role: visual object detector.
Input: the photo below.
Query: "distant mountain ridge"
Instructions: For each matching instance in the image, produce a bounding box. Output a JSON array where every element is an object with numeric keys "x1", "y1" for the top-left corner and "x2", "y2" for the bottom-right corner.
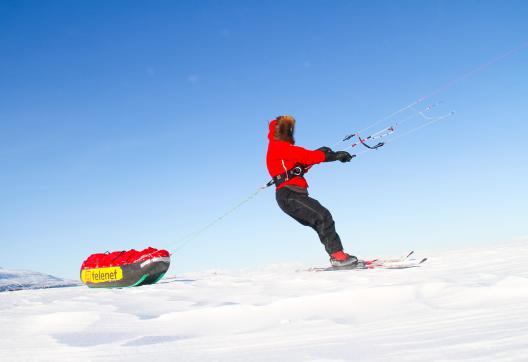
[{"x1": 0, "y1": 267, "x2": 80, "y2": 292}]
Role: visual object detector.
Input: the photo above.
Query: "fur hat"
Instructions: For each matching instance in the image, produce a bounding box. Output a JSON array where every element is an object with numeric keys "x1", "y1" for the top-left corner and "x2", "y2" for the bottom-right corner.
[{"x1": 274, "y1": 115, "x2": 296, "y2": 144}]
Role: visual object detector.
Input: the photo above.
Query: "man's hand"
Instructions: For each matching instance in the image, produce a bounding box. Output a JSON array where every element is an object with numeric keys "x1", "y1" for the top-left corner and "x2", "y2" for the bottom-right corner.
[
  {"x1": 318, "y1": 147, "x2": 354, "y2": 162},
  {"x1": 335, "y1": 151, "x2": 354, "y2": 162}
]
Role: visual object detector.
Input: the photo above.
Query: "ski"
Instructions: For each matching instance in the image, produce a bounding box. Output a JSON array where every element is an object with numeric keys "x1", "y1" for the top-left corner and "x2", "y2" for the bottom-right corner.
[
  {"x1": 363, "y1": 250, "x2": 423, "y2": 268},
  {"x1": 364, "y1": 257, "x2": 427, "y2": 270},
  {"x1": 306, "y1": 251, "x2": 427, "y2": 272}
]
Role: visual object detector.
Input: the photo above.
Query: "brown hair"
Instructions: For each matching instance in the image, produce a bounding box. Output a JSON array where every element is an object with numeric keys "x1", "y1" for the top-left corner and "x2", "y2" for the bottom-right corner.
[{"x1": 274, "y1": 115, "x2": 296, "y2": 144}]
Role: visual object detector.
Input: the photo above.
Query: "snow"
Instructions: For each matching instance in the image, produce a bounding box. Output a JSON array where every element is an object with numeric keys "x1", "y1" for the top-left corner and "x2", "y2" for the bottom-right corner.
[
  {"x1": 1, "y1": 242, "x2": 528, "y2": 361},
  {"x1": 0, "y1": 268, "x2": 80, "y2": 292}
]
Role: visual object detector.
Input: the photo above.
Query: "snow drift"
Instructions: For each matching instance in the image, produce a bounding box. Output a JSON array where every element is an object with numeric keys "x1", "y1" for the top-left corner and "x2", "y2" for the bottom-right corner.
[
  {"x1": 0, "y1": 267, "x2": 79, "y2": 292},
  {"x1": 1, "y1": 242, "x2": 527, "y2": 361}
]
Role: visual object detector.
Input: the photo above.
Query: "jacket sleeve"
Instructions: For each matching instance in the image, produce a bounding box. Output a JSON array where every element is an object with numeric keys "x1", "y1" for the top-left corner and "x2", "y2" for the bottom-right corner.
[{"x1": 281, "y1": 144, "x2": 326, "y2": 165}]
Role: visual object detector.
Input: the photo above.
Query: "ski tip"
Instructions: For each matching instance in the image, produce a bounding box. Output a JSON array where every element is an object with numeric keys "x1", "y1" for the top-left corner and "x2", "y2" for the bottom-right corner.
[
  {"x1": 406, "y1": 251, "x2": 414, "y2": 258},
  {"x1": 419, "y1": 258, "x2": 428, "y2": 264}
]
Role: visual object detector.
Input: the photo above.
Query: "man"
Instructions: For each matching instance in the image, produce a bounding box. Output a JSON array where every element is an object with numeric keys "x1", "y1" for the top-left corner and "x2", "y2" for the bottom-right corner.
[{"x1": 266, "y1": 115, "x2": 357, "y2": 267}]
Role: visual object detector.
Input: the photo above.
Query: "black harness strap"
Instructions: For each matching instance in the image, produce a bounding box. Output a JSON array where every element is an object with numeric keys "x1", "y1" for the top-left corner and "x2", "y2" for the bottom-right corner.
[{"x1": 267, "y1": 165, "x2": 308, "y2": 187}]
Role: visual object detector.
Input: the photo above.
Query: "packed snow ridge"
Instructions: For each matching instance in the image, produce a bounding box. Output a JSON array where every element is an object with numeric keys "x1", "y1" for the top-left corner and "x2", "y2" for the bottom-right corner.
[
  {"x1": 1, "y1": 242, "x2": 528, "y2": 361},
  {"x1": 0, "y1": 267, "x2": 80, "y2": 292}
]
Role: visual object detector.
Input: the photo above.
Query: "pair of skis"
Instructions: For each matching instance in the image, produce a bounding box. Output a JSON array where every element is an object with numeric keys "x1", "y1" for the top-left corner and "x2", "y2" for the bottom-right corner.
[{"x1": 309, "y1": 251, "x2": 427, "y2": 272}]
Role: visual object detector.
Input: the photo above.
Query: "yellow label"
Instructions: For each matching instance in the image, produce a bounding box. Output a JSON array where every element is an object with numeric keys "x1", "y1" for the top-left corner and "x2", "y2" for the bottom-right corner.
[{"x1": 81, "y1": 267, "x2": 123, "y2": 284}]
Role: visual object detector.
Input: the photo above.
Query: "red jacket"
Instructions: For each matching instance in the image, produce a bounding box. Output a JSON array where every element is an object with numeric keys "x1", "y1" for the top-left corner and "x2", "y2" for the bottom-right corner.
[{"x1": 266, "y1": 119, "x2": 326, "y2": 189}]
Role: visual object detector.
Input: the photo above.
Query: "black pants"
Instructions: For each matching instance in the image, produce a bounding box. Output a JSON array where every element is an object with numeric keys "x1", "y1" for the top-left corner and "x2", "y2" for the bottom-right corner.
[{"x1": 276, "y1": 187, "x2": 343, "y2": 254}]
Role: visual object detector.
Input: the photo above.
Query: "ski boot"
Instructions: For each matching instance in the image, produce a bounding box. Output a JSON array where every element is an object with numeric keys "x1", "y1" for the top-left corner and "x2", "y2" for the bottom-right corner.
[{"x1": 330, "y1": 250, "x2": 359, "y2": 268}]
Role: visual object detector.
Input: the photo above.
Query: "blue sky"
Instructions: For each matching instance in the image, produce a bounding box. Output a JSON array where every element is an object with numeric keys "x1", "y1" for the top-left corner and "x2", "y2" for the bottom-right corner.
[{"x1": 1, "y1": 1, "x2": 527, "y2": 279}]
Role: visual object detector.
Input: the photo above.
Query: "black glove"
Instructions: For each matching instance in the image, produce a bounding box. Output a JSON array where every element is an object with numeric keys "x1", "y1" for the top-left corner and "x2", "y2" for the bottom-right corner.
[
  {"x1": 318, "y1": 147, "x2": 353, "y2": 163},
  {"x1": 335, "y1": 151, "x2": 354, "y2": 163}
]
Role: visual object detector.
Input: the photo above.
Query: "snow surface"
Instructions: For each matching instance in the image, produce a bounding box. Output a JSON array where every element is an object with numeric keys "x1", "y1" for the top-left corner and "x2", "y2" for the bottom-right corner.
[
  {"x1": 1, "y1": 242, "x2": 528, "y2": 362},
  {"x1": 0, "y1": 267, "x2": 80, "y2": 292}
]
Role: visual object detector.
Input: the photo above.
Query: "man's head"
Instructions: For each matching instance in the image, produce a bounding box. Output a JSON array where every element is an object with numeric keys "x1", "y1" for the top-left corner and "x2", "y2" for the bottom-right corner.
[{"x1": 274, "y1": 115, "x2": 296, "y2": 144}]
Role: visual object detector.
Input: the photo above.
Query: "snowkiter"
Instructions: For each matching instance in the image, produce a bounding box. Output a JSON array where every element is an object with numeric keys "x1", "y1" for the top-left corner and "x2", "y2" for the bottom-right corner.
[{"x1": 266, "y1": 115, "x2": 358, "y2": 267}]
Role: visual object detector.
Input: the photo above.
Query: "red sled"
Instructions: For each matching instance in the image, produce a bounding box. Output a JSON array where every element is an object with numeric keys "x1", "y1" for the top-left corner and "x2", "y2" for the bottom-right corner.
[{"x1": 80, "y1": 247, "x2": 170, "y2": 288}]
